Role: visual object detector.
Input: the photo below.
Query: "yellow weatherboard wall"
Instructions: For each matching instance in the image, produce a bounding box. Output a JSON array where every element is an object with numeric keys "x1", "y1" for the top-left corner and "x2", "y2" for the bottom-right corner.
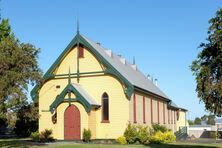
[
  {"x1": 176, "y1": 110, "x2": 187, "y2": 131},
  {"x1": 128, "y1": 92, "x2": 178, "y2": 132},
  {"x1": 38, "y1": 34, "x2": 188, "y2": 140},
  {"x1": 39, "y1": 46, "x2": 129, "y2": 139},
  {"x1": 55, "y1": 47, "x2": 77, "y2": 74},
  {"x1": 55, "y1": 47, "x2": 103, "y2": 75}
]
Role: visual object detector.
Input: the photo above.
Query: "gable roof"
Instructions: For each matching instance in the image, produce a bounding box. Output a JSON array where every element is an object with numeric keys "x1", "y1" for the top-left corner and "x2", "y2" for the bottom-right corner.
[
  {"x1": 82, "y1": 35, "x2": 169, "y2": 99},
  {"x1": 169, "y1": 101, "x2": 187, "y2": 111},
  {"x1": 49, "y1": 83, "x2": 100, "y2": 113},
  {"x1": 72, "y1": 83, "x2": 99, "y2": 106},
  {"x1": 31, "y1": 33, "x2": 169, "y2": 101}
]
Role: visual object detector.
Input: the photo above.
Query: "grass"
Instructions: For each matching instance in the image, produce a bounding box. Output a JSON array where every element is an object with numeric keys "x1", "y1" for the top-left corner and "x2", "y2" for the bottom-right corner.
[
  {"x1": 0, "y1": 138, "x2": 30, "y2": 148},
  {"x1": 0, "y1": 138, "x2": 222, "y2": 148}
]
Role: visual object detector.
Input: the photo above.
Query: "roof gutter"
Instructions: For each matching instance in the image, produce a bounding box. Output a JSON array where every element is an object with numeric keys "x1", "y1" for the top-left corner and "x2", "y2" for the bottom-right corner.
[{"x1": 134, "y1": 86, "x2": 171, "y2": 102}]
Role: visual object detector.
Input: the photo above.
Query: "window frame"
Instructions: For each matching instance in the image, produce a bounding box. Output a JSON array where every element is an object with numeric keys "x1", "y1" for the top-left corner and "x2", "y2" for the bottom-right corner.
[
  {"x1": 101, "y1": 92, "x2": 110, "y2": 123},
  {"x1": 78, "y1": 45, "x2": 84, "y2": 58}
]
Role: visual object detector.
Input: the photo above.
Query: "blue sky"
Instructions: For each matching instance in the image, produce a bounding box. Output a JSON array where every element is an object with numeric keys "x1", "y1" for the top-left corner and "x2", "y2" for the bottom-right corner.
[{"x1": 1, "y1": 0, "x2": 222, "y2": 120}]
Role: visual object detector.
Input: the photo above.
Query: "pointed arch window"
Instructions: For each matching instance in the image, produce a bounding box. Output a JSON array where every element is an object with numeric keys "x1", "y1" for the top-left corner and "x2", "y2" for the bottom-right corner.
[{"x1": 101, "y1": 92, "x2": 109, "y2": 123}]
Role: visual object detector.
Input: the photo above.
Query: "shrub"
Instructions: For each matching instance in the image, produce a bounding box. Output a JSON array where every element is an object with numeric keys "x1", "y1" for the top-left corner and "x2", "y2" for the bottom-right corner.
[
  {"x1": 30, "y1": 131, "x2": 39, "y2": 142},
  {"x1": 83, "y1": 128, "x2": 91, "y2": 142},
  {"x1": 39, "y1": 129, "x2": 54, "y2": 142},
  {"x1": 152, "y1": 124, "x2": 168, "y2": 134},
  {"x1": 149, "y1": 131, "x2": 164, "y2": 144},
  {"x1": 210, "y1": 131, "x2": 221, "y2": 139},
  {"x1": 137, "y1": 125, "x2": 149, "y2": 144},
  {"x1": 123, "y1": 123, "x2": 151, "y2": 144},
  {"x1": 124, "y1": 122, "x2": 137, "y2": 144},
  {"x1": 162, "y1": 131, "x2": 176, "y2": 143},
  {"x1": 116, "y1": 136, "x2": 127, "y2": 145},
  {"x1": 149, "y1": 131, "x2": 176, "y2": 144}
]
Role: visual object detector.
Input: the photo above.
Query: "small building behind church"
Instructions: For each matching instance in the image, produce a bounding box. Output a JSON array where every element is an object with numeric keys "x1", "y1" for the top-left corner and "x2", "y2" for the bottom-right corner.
[{"x1": 31, "y1": 31, "x2": 187, "y2": 140}]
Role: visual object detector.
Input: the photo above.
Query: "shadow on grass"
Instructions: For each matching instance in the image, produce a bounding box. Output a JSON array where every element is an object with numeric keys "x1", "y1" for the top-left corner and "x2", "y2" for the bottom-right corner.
[
  {"x1": 0, "y1": 139, "x2": 48, "y2": 148},
  {"x1": 147, "y1": 143, "x2": 218, "y2": 148}
]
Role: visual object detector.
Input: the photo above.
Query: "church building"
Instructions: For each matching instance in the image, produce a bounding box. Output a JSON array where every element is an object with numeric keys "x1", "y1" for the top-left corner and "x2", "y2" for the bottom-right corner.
[{"x1": 31, "y1": 30, "x2": 187, "y2": 140}]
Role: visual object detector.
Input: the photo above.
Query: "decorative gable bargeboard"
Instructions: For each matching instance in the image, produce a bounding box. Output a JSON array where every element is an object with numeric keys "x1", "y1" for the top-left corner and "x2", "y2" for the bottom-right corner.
[{"x1": 32, "y1": 32, "x2": 187, "y2": 140}]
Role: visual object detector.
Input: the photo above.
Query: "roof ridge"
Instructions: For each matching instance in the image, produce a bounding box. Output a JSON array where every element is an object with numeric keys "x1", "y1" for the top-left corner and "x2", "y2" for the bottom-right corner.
[{"x1": 81, "y1": 34, "x2": 169, "y2": 100}]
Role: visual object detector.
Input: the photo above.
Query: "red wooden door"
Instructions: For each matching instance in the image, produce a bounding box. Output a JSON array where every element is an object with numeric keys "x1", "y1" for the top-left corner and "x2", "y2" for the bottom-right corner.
[{"x1": 64, "y1": 105, "x2": 81, "y2": 140}]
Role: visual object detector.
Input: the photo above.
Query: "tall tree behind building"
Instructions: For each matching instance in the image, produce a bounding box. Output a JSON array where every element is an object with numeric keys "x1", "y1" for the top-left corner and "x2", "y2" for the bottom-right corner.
[
  {"x1": 191, "y1": 8, "x2": 222, "y2": 116},
  {"x1": 0, "y1": 19, "x2": 42, "y2": 132}
]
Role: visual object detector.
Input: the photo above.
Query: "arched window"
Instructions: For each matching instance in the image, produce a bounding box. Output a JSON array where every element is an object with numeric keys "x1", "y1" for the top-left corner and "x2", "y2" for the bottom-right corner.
[{"x1": 102, "y1": 92, "x2": 109, "y2": 122}]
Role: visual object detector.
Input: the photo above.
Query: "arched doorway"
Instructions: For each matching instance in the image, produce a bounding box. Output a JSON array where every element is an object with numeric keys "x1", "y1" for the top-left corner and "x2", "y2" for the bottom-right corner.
[{"x1": 64, "y1": 105, "x2": 81, "y2": 140}]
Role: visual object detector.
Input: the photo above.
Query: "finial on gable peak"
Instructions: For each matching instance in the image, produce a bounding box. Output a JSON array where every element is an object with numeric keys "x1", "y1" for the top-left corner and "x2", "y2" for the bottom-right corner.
[{"x1": 77, "y1": 15, "x2": 80, "y2": 35}]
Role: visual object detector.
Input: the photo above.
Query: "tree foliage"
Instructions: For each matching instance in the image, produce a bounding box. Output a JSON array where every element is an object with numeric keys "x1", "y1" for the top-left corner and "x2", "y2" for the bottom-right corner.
[
  {"x1": 194, "y1": 117, "x2": 201, "y2": 125},
  {"x1": 201, "y1": 114, "x2": 215, "y2": 125},
  {"x1": 14, "y1": 103, "x2": 39, "y2": 136},
  {"x1": 191, "y1": 8, "x2": 222, "y2": 116},
  {"x1": 188, "y1": 120, "x2": 194, "y2": 125},
  {"x1": 0, "y1": 18, "x2": 42, "y2": 129}
]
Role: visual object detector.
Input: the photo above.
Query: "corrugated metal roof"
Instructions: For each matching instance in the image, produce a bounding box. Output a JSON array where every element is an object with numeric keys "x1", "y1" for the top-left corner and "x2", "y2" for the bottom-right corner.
[
  {"x1": 170, "y1": 101, "x2": 178, "y2": 108},
  {"x1": 82, "y1": 35, "x2": 169, "y2": 99},
  {"x1": 72, "y1": 83, "x2": 100, "y2": 106},
  {"x1": 169, "y1": 101, "x2": 187, "y2": 111}
]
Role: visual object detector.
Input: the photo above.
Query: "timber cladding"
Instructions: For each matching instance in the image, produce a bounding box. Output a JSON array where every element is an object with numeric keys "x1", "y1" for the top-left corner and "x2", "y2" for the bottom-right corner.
[{"x1": 37, "y1": 33, "x2": 187, "y2": 140}]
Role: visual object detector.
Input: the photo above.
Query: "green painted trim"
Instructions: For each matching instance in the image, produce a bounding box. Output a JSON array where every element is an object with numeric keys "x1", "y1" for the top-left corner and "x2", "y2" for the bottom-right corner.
[
  {"x1": 44, "y1": 35, "x2": 78, "y2": 79},
  {"x1": 54, "y1": 71, "x2": 104, "y2": 77},
  {"x1": 31, "y1": 35, "x2": 78, "y2": 102},
  {"x1": 30, "y1": 85, "x2": 39, "y2": 102},
  {"x1": 104, "y1": 69, "x2": 134, "y2": 98},
  {"x1": 49, "y1": 83, "x2": 94, "y2": 114},
  {"x1": 167, "y1": 101, "x2": 187, "y2": 112},
  {"x1": 78, "y1": 35, "x2": 134, "y2": 99},
  {"x1": 134, "y1": 86, "x2": 170, "y2": 101},
  {"x1": 31, "y1": 71, "x2": 105, "y2": 102},
  {"x1": 31, "y1": 33, "x2": 134, "y2": 101},
  {"x1": 77, "y1": 40, "x2": 80, "y2": 83}
]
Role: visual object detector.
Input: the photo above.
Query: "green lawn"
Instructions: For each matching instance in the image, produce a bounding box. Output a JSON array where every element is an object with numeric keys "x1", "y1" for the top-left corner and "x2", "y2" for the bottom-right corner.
[{"x1": 0, "y1": 139, "x2": 222, "y2": 148}]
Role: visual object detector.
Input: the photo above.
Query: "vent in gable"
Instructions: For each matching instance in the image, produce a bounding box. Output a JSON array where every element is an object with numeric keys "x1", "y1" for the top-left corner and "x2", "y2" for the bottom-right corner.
[
  {"x1": 120, "y1": 57, "x2": 126, "y2": 65},
  {"x1": 131, "y1": 64, "x2": 137, "y2": 71},
  {"x1": 105, "y1": 50, "x2": 112, "y2": 57}
]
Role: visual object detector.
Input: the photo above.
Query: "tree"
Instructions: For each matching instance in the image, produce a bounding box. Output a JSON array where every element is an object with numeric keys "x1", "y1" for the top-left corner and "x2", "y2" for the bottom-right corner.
[
  {"x1": 0, "y1": 19, "x2": 42, "y2": 129},
  {"x1": 201, "y1": 115, "x2": 208, "y2": 122},
  {"x1": 188, "y1": 120, "x2": 194, "y2": 125},
  {"x1": 207, "y1": 114, "x2": 216, "y2": 125},
  {"x1": 201, "y1": 114, "x2": 215, "y2": 125},
  {"x1": 14, "y1": 103, "x2": 39, "y2": 136},
  {"x1": 191, "y1": 8, "x2": 222, "y2": 116},
  {"x1": 194, "y1": 117, "x2": 201, "y2": 125}
]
